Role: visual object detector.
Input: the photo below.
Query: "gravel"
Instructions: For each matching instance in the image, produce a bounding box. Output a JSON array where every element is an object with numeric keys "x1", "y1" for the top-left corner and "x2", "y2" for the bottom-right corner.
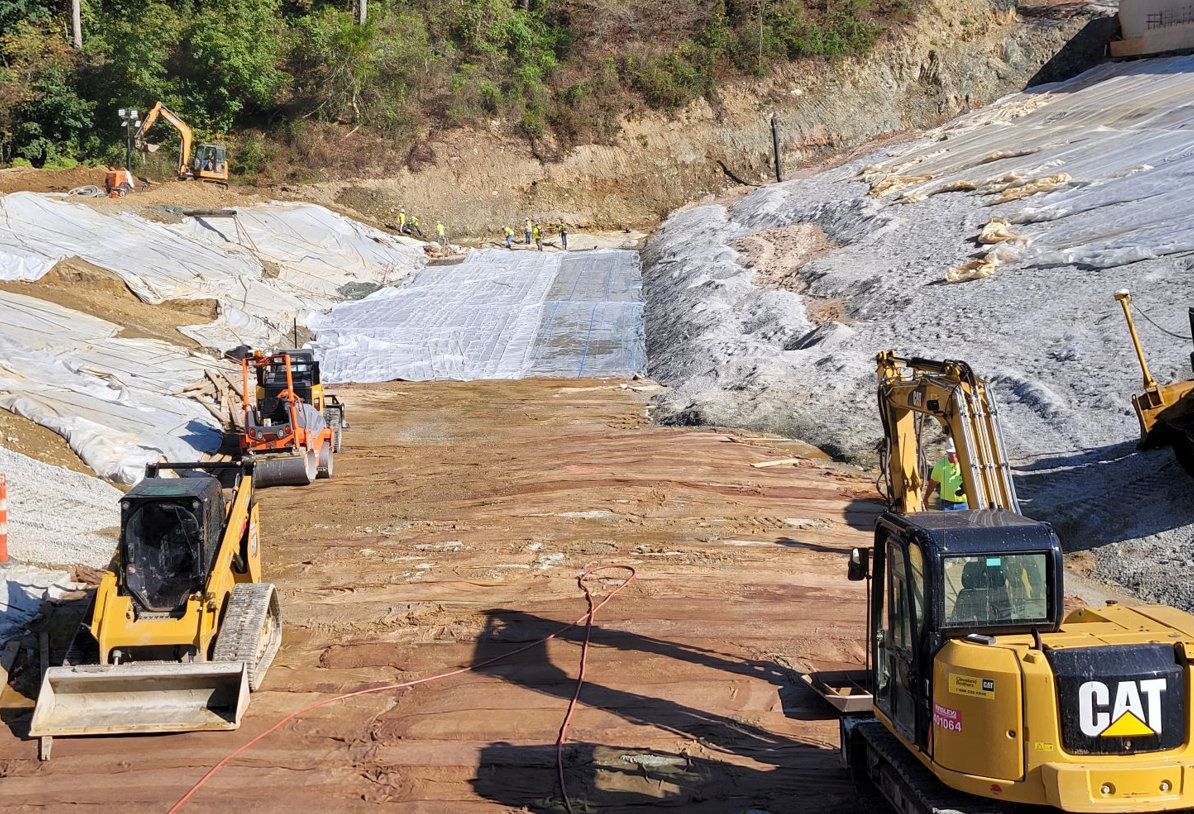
[
  {"x1": 641, "y1": 149, "x2": 1194, "y2": 608},
  {"x1": 0, "y1": 444, "x2": 120, "y2": 568}
]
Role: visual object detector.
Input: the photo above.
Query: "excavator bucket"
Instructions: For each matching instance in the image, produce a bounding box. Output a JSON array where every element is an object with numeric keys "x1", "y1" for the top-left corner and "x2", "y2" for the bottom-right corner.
[
  {"x1": 252, "y1": 451, "x2": 315, "y2": 488},
  {"x1": 29, "y1": 662, "x2": 249, "y2": 737}
]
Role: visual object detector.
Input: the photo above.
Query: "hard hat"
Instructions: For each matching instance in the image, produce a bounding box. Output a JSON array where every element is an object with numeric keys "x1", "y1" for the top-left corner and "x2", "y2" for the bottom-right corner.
[{"x1": 946, "y1": 438, "x2": 957, "y2": 453}]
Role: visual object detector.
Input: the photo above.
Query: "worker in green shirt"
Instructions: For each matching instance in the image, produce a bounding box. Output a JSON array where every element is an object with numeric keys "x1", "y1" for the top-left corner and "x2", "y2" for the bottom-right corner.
[{"x1": 924, "y1": 438, "x2": 968, "y2": 510}]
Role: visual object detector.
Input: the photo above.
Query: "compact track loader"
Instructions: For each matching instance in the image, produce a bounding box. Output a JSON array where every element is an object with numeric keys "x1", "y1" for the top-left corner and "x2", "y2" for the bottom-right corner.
[
  {"x1": 29, "y1": 462, "x2": 281, "y2": 757},
  {"x1": 240, "y1": 349, "x2": 345, "y2": 487},
  {"x1": 1114, "y1": 291, "x2": 1194, "y2": 478},
  {"x1": 809, "y1": 352, "x2": 1194, "y2": 813}
]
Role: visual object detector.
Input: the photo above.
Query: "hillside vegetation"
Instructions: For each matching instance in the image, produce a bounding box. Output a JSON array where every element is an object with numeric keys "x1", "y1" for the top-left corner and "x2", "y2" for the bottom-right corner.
[{"x1": 0, "y1": 0, "x2": 906, "y2": 181}]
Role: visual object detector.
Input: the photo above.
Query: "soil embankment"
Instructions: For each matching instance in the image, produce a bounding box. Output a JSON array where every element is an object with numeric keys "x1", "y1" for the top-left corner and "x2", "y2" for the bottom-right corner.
[{"x1": 295, "y1": 0, "x2": 1113, "y2": 238}]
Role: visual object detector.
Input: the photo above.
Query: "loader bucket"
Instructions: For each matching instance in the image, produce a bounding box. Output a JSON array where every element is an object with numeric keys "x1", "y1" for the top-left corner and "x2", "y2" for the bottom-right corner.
[
  {"x1": 252, "y1": 451, "x2": 316, "y2": 488},
  {"x1": 29, "y1": 662, "x2": 250, "y2": 737}
]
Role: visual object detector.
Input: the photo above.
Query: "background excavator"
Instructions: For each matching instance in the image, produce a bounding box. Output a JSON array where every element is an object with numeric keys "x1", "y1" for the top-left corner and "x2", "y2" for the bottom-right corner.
[
  {"x1": 1114, "y1": 291, "x2": 1194, "y2": 478},
  {"x1": 809, "y1": 350, "x2": 1194, "y2": 814},
  {"x1": 239, "y1": 349, "x2": 345, "y2": 487},
  {"x1": 29, "y1": 462, "x2": 281, "y2": 760},
  {"x1": 134, "y1": 101, "x2": 229, "y2": 185}
]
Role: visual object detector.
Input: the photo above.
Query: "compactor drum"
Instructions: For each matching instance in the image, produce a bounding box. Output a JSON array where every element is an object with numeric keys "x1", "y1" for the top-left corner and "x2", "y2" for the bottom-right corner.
[
  {"x1": 29, "y1": 462, "x2": 281, "y2": 754},
  {"x1": 239, "y1": 349, "x2": 345, "y2": 487}
]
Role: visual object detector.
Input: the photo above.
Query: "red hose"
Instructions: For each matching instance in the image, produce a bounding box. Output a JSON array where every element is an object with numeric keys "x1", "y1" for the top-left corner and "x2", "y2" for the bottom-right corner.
[{"x1": 166, "y1": 564, "x2": 637, "y2": 813}]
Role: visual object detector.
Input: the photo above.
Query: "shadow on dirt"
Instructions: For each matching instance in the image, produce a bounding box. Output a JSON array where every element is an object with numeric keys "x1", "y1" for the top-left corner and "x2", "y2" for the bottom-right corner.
[{"x1": 467, "y1": 609, "x2": 861, "y2": 813}]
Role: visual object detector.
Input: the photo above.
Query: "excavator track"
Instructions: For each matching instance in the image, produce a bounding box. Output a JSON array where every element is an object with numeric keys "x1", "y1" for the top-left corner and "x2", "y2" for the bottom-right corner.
[
  {"x1": 851, "y1": 720, "x2": 1015, "y2": 814},
  {"x1": 212, "y1": 583, "x2": 282, "y2": 691}
]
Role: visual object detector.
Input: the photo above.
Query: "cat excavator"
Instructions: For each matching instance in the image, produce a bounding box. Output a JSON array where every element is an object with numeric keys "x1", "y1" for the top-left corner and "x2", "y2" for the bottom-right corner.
[
  {"x1": 135, "y1": 101, "x2": 229, "y2": 184},
  {"x1": 809, "y1": 351, "x2": 1194, "y2": 814},
  {"x1": 1114, "y1": 291, "x2": 1194, "y2": 478},
  {"x1": 29, "y1": 461, "x2": 281, "y2": 759}
]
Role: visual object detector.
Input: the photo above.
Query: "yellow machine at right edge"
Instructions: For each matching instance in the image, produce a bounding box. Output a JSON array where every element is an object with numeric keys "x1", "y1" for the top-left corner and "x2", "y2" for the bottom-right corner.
[{"x1": 813, "y1": 352, "x2": 1194, "y2": 814}]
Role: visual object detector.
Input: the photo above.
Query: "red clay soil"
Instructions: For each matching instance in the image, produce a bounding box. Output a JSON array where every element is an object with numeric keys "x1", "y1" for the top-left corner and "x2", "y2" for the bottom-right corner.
[{"x1": 0, "y1": 379, "x2": 880, "y2": 813}]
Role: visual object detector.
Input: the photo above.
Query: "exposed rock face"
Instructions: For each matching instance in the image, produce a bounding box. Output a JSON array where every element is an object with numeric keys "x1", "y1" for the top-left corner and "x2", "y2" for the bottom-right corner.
[{"x1": 301, "y1": 0, "x2": 1114, "y2": 238}]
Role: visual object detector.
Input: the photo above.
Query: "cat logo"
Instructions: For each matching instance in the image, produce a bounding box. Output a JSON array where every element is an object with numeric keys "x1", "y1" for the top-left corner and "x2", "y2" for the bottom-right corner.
[{"x1": 1079, "y1": 678, "x2": 1167, "y2": 737}]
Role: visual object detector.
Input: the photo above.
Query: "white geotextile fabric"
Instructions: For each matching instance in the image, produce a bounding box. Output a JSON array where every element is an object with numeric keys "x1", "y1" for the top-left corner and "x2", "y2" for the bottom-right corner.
[
  {"x1": 0, "y1": 192, "x2": 425, "y2": 483},
  {"x1": 864, "y1": 55, "x2": 1194, "y2": 270},
  {"x1": 0, "y1": 291, "x2": 223, "y2": 483},
  {"x1": 310, "y1": 249, "x2": 646, "y2": 382},
  {"x1": 0, "y1": 566, "x2": 86, "y2": 646},
  {"x1": 0, "y1": 192, "x2": 425, "y2": 349}
]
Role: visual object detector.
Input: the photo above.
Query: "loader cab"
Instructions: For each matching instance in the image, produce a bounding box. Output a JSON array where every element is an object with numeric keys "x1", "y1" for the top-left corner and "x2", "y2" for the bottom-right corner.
[
  {"x1": 119, "y1": 477, "x2": 225, "y2": 614},
  {"x1": 854, "y1": 509, "x2": 1063, "y2": 749}
]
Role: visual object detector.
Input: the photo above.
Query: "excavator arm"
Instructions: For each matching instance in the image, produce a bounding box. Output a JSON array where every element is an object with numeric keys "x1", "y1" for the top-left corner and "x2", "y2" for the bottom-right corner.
[
  {"x1": 876, "y1": 351, "x2": 1020, "y2": 513},
  {"x1": 134, "y1": 101, "x2": 194, "y2": 177}
]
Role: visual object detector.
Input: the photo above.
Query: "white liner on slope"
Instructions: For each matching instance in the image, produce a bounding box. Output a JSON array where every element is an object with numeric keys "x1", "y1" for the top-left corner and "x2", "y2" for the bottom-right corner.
[
  {"x1": 0, "y1": 193, "x2": 427, "y2": 482},
  {"x1": 0, "y1": 292, "x2": 222, "y2": 483},
  {"x1": 0, "y1": 193, "x2": 426, "y2": 349},
  {"x1": 310, "y1": 249, "x2": 645, "y2": 382},
  {"x1": 864, "y1": 55, "x2": 1194, "y2": 270}
]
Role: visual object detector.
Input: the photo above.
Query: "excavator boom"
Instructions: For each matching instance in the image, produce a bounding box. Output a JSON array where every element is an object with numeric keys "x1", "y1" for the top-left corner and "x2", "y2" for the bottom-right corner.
[
  {"x1": 134, "y1": 101, "x2": 229, "y2": 183},
  {"x1": 876, "y1": 351, "x2": 1019, "y2": 513}
]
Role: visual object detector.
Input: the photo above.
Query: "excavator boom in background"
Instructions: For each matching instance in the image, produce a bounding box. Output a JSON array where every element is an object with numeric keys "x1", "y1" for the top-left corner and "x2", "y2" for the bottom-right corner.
[
  {"x1": 809, "y1": 350, "x2": 1194, "y2": 814},
  {"x1": 134, "y1": 101, "x2": 229, "y2": 184},
  {"x1": 1114, "y1": 291, "x2": 1194, "y2": 478}
]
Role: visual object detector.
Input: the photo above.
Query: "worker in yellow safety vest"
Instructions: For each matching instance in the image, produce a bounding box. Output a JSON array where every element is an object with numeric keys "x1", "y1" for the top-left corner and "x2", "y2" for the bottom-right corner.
[
  {"x1": 504, "y1": 225, "x2": 515, "y2": 249},
  {"x1": 524, "y1": 218, "x2": 533, "y2": 245},
  {"x1": 436, "y1": 220, "x2": 447, "y2": 247},
  {"x1": 532, "y1": 223, "x2": 543, "y2": 251},
  {"x1": 924, "y1": 438, "x2": 968, "y2": 510},
  {"x1": 398, "y1": 207, "x2": 406, "y2": 231},
  {"x1": 409, "y1": 215, "x2": 423, "y2": 237}
]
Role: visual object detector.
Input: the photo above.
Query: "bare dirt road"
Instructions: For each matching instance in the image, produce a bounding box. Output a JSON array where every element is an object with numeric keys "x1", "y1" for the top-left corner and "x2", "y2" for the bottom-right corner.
[{"x1": 0, "y1": 379, "x2": 880, "y2": 813}]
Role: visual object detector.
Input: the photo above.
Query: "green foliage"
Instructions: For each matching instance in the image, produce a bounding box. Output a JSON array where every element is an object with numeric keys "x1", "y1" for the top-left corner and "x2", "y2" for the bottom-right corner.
[{"x1": 1, "y1": 0, "x2": 905, "y2": 173}]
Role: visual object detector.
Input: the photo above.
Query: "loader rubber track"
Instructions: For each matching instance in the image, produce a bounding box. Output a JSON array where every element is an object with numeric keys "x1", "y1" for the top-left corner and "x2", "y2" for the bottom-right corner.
[
  {"x1": 853, "y1": 720, "x2": 1017, "y2": 814},
  {"x1": 213, "y1": 583, "x2": 282, "y2": 691}
]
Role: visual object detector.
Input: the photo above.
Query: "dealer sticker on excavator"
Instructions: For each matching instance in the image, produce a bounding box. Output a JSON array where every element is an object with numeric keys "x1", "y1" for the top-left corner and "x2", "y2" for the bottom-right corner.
[{"x1": 949, "y1": 673, "x2": 996, "y2": 699}]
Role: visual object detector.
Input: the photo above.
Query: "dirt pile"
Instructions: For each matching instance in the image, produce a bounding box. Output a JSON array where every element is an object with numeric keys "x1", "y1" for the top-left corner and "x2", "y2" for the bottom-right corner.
[{"x1": 0, "y1": 258, "x2": 214, "y2": 347}]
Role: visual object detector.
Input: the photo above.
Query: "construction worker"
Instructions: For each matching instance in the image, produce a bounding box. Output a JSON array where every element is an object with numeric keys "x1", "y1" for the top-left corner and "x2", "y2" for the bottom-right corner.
[
  {"x1": 525, "y1": 217, "x2": 533, "y2": 245},
  {"x1": 409, "y1": 215, "x2": 424, "y2": 238},
  {"x1": 399, "y1": 208, "x2": 407, "y2": 231},
  {"x1": 532, "y1": 222, "x2": 543, "y2": 251},
  {"x1": 924, "y1": 438, "x2": 968, "y2": 510},
  {"x1": 504, "y1": 225, "x2": 515, "y2": 249},
  {"x1": 436, "y1": 220, "x2": 447, "y2": 247},
  {"x1": 559, "y1": 221, "x2": 569, "y2": 251}
]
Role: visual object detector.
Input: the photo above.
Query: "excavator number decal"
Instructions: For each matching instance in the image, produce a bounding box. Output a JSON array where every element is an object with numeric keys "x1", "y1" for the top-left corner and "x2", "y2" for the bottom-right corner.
[
  {"x1": 933, "y1": 702, "x2": 962, "y2": 732},
  {"x1": 1079, "y1": 679, "x2": 1165, "y2": 737}
]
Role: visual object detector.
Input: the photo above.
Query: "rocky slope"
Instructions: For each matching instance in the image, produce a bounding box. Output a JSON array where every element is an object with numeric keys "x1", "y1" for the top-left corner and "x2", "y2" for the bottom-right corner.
[{"x1": 299, "y1": 0, "x2": 1115, "y2": 239}]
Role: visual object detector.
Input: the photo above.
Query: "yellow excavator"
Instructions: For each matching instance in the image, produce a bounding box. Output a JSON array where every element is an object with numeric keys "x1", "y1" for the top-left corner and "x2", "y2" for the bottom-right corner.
[
  {"x1": 134, "y1": 101, "x2": 229, "y2": 184},
  {"x1": 808, "y1": 351, "x2": 1194, "y2": 813},
  {"x1": 28, "y1": 461, "x2": 281, "y2": 759},
  {"x1": 1114, "y1": 291, "x2": 1194, "y2": 478}
]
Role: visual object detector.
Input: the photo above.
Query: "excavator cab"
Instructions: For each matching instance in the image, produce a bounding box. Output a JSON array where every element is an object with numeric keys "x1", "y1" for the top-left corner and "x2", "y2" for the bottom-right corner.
[
  {"x1": 192, "y1": 143, "x2": 228, "y2": 181},
  {"x1": 862, "y1": 510, "x2": 1063, "y2": 748}
]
